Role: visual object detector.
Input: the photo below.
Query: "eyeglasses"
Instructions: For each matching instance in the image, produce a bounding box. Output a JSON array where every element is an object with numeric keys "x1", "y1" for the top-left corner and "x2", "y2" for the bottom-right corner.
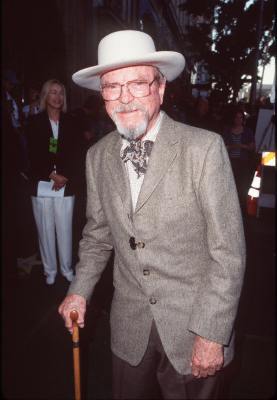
[{"x1": 100, "y1": 78, "x2": 158, "y2": 101}]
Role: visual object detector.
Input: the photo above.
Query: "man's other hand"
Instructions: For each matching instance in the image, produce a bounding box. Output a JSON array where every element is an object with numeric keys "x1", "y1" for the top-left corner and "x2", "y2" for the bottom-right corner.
[{"x1": 190, "y1": 335, "x2": 224, "y2": 378}]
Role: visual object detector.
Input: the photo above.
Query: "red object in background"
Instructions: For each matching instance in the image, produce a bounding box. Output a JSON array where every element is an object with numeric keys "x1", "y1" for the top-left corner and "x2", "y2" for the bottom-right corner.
[{"x1": 247, "y1": 195, "x2": 258, "y2": 216}]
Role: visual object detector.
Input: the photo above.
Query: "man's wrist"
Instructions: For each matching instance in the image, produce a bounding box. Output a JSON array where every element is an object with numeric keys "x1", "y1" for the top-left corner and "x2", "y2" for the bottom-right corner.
[{"x1": 195, "y1": 334, "x2": 223, "y2": 347}]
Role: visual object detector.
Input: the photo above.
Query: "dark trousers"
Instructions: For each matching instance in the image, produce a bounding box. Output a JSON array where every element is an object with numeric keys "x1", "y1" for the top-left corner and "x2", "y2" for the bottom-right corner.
[{"x1": 112, "y1": 322, "x2": 226, "y2": 400}]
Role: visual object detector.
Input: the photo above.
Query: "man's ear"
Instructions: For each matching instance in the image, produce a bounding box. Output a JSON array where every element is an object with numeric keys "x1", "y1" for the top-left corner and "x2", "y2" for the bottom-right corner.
[{"x1": 159, "y1": 78, "x2": 166, "y2": 105}]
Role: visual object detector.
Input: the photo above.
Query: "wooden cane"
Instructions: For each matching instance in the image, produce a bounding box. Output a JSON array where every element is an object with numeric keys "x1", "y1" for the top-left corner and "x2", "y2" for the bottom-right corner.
[{"x1": 70, "y1": 310, "x2": 81, "y2": 400}]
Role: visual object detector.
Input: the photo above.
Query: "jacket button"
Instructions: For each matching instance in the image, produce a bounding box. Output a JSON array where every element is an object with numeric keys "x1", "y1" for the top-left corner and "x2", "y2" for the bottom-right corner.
[
  {"x1": 149, "y1": 297, "x2": 157, "y2": 305},
  {"x1": 137, "y1": 241, "x2": 145, "y2": 249},
  {"x1": 129, "y1": 237, "x2": 136, "y2": 250},
  {"x1": 143, "y1": 269, "x2": 150, "y2": 276}
]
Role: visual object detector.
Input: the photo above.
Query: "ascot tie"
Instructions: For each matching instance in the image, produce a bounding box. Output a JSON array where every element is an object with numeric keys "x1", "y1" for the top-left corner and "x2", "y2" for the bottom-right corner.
[{"x1": 120, "y1": 139, "x2": 154, "y2": 178}]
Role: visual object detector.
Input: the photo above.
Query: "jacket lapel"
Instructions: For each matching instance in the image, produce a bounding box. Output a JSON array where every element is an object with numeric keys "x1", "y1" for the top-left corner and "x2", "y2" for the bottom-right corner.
[
  {"x1": 41, "y1": 111, "x2": 53, "y2": 139},
  {"x1": 106, "y1": 132, "x2": 133, "y2": 215},
  {"x1": 135, "y1": 114, "x2": 179, "y2": 213}
]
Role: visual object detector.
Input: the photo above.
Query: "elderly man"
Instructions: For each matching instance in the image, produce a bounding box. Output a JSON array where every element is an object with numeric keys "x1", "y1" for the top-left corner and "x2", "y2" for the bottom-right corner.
[{"x1": 59, "y1": 30, "x2": 245, "y2": 399}]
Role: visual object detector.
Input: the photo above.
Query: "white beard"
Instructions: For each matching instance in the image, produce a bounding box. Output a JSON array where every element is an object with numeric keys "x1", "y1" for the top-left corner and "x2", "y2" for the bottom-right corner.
[{"x1": 111, "y1": 104, "x2": 149, "y2": 141}]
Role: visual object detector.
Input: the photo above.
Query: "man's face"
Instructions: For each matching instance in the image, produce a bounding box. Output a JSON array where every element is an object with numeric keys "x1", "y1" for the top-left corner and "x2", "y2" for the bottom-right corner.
[{"x1": 101, "y1": 65, "x2": 166, "y2": 140}]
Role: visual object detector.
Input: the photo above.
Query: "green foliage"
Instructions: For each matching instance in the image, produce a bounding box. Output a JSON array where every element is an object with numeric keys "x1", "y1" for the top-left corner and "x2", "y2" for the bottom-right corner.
[{"x1": 179, "y1": 0, "x2": 275, "y2": 102}]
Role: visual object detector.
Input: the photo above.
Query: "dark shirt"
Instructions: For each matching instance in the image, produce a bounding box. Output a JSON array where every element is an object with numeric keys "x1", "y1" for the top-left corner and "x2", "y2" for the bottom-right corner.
[{"x1": 223, "y1": 126, "x2": 255, "y2": 161}]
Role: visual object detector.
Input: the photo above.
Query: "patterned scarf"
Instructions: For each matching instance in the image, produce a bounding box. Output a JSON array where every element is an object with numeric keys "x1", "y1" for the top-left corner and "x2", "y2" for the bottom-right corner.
[{"x1": 120, "y1": 139, "x2": 154, "y2": 178}]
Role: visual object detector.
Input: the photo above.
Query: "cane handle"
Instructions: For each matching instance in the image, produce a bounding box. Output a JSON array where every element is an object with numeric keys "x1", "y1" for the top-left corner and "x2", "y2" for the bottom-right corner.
[
  {"x1": 70, "y1": 310, "x2": 79, "y2": 324},
  {"x1": 70, "y1": 310, "x2": 79, "y2": 343}
]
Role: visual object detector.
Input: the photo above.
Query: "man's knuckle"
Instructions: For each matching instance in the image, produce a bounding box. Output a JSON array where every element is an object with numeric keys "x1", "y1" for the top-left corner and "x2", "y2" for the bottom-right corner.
[
  {"x1": 192, "y1": 357, "x2": 201, "y2": 366},
  {"x1": 202, "y1": 362, "x2": 210, "y2": 370}
]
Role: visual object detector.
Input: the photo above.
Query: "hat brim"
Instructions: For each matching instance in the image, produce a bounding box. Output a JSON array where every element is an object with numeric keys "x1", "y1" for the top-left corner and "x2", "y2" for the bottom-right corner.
[{"x1": 72, "y1": 51, "x2": 185, "y2": 91}]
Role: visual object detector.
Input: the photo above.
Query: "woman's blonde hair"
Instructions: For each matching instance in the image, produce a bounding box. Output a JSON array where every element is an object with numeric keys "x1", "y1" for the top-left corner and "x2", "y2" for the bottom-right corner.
[{"x1": 39, "y1": 79, "x2": 67, "y2": 112}]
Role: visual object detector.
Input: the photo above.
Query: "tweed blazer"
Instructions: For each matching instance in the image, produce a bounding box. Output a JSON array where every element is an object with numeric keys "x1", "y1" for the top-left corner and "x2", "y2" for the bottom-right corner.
[{"x1": 68, "y1": 113, "x2": 246, "y2": 375}]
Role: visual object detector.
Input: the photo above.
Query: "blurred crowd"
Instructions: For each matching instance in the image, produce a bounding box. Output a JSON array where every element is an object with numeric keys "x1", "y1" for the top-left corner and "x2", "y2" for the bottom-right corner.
[{"x1": 2, "y1": 68, "x2": 273, "y2": 282}]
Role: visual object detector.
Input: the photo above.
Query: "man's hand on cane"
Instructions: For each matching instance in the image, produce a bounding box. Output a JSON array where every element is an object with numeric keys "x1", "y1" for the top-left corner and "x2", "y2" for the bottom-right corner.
[{"x1": 58, "y1": 294, "x2": 87, "y2": 334}]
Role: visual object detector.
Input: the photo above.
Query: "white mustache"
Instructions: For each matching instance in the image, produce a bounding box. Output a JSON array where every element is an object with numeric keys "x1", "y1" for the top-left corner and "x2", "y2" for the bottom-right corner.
[{"x1": 114, "y1": 103, "x2": 146, "y2": 113}]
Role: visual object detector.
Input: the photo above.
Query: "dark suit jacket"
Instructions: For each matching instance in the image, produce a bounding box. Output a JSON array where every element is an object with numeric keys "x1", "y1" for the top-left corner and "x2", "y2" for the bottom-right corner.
[{"x1": 26, "y1": 111, "x2": 86, "y2": 196}]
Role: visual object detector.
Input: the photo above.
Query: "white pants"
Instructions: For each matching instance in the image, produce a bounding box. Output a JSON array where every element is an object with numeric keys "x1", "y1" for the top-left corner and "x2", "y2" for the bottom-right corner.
[{"x1": 31, "y1": 196, "x2": 75, "y2": 279}]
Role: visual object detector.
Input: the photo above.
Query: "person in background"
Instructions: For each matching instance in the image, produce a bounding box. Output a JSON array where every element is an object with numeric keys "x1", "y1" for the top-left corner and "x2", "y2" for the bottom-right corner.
[
  {"x1": 26, "y1": 79, "x2": 82, "y2": 285},
  {"x1": 2, "y1": 69, "x2": 40, "y2": 276},
  {"x1": 22, "y1": 85, "x2": 41, "y2": 122},
  {"x1": 59, "y1": 30, "x2": 245, "y2": 399},
  {"x1": 1, "y1": 84, "x2": 22, "y2": 280},
  {"x1": 3, "y1": 69, "x2": 22, "y2": 131},
  {"x1": 223, "y1": 109, "x2": 256, "y2": 210},
  {"x1": 3, "y1": 69, "x2": 32, "y2": 175},
  {"x1": 17, "y1": 83, "x2": 42, "y2": 273}
]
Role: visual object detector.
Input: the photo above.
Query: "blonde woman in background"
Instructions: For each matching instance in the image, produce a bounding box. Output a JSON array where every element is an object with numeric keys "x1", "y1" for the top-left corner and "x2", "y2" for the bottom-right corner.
[{"x1": 26, "y1": 79, "x2": 82, "y2": 285}]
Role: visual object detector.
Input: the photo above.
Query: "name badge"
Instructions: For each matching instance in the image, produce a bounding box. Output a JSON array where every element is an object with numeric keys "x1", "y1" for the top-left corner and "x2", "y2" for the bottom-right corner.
[{"x1": 49, "y1": 137, "x2": 58, "y2": 154}]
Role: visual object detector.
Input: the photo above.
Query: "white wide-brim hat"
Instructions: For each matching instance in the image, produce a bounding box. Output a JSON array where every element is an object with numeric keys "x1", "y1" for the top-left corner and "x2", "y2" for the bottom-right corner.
[{"x1": 72, "y1": 30, "x2": 186, "y2": 91}]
